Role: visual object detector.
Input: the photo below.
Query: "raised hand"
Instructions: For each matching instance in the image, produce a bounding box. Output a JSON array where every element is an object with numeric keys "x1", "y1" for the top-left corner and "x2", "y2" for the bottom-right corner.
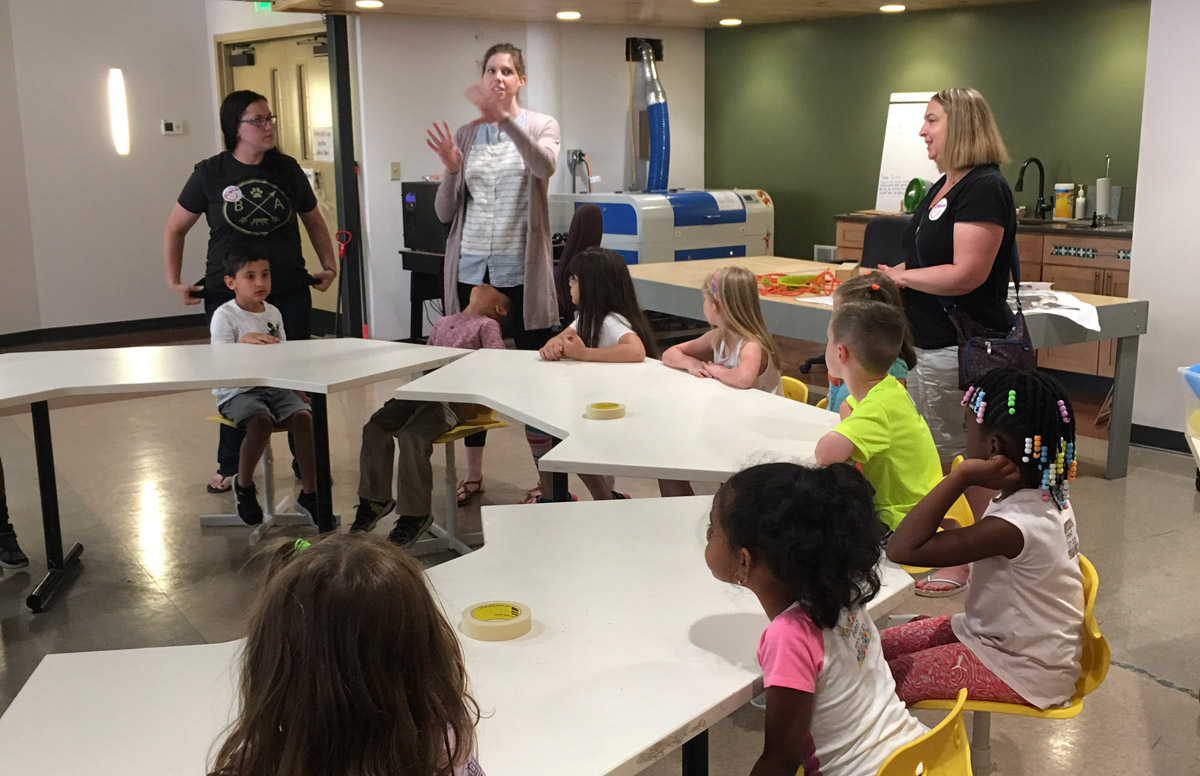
[
  {"x1": 465, "y1": 83, "x2": 507, "y2": 125},
  {"x1": 425, "y1": 121, "x2": 463, "y2": 173}
]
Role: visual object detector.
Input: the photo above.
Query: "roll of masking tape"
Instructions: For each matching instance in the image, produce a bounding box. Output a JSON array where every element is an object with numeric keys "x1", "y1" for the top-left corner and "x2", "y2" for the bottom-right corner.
[
  {"x1": 585, "y1": 401, "x2": 626, "y2": 420},
  {"x1": 461, "y1": 601, "x2": 532, "y2": 641}
]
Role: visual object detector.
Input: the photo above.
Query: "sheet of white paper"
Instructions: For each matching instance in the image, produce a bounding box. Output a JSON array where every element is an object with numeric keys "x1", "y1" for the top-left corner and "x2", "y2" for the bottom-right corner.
[{"x1": 1009, "y1": 288, "x2": 1101, "y2": 331}]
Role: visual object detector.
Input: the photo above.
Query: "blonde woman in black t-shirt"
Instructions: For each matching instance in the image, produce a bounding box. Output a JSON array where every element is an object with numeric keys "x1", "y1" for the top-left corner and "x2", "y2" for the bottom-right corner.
[
  {"x1": 877, "y1": 87, "x2": 1016, "y2": 597},
  {"x1": 163, "y1": 90, "x2": 339, "y2": 494}
]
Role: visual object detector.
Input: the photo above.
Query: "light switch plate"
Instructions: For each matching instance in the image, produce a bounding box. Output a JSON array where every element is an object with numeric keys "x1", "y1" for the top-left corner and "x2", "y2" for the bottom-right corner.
[{"x1": 390, "y1": 161, "x2": 402, "y2": 181}]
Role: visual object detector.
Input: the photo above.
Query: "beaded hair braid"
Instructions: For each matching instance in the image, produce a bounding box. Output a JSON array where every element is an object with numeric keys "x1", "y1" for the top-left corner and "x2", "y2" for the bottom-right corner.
[{"x1": 961, "y1": 367, "x2": 1077, "y2": 508}]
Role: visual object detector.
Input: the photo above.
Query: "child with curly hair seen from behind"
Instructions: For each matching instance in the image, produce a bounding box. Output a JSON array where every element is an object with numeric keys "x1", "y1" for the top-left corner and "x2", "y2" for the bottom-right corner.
[
  {"x1": 704, "y1": 462, "x2": 926, "y2": 776},
  {"x1": 209, "y1": 535, "x2": 484, "y2": 776}
]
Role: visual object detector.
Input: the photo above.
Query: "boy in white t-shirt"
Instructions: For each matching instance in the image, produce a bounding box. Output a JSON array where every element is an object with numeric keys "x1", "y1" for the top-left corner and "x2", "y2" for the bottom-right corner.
[{"x1": 210, "y1": 253, "x2": 329, "y2": 528}]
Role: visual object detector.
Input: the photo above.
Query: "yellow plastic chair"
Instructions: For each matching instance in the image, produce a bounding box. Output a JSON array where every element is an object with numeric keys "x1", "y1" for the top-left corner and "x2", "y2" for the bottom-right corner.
[
  {"x1": 411, "y1": 409, "x2": 509, "y2": 557},
  {"x1": 781, "y1": 376, "x2": 810, "y2": 404},
  {"x1": 877, "y1": 688, "x2": 972, "y2": 776},
  {"x1": 816, "y1": 397, "x2": 829, "y2": 410},
  {"x1": 913, "y1": 554, "x2": 1109, "y2": 771}
]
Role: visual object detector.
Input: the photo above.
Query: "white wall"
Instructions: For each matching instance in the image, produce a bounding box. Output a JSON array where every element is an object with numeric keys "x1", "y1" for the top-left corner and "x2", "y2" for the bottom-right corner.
[
  {"x1": 0, "y1": 0, "x2": 38, "y2": 335},
  {"x1": 356, "y1": 18, "x2": 705, "y2": 340},
  {"x1": 1128, "y1": 0, "x2": 1199, "y2": 434},
  {"x1": 5, "y1": 0, "x2": 217, "y2": 330}
]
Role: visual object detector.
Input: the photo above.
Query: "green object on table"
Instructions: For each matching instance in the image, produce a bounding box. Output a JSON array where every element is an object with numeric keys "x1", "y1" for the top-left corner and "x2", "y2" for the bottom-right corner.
[
  {"x1": 903, "y1": 178, "x2": 928, "y2": 213},
  {"x1": 775, "y1": 273, "x2": 818, "y2": 287}
]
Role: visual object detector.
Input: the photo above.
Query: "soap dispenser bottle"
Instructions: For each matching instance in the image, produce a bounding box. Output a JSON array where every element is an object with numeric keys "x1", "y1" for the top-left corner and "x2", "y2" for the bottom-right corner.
[{"x1": 1075, "y1": 185, "x2": 1087, "y2": 220}]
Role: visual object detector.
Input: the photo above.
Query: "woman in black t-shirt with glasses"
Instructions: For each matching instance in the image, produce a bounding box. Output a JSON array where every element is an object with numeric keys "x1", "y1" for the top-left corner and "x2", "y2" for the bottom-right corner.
[
  {"x1": 878, "y1": 87, "x2": 1015, "y2": 598},
  {"x1": 163, "y1": 90, "x2": 338, "y2": 494}
]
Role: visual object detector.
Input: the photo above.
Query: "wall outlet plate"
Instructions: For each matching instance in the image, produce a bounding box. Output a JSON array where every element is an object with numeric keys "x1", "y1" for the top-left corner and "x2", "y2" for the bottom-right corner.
[
  {"x1": 161, "y1": 119, "x2": 184, "y2": 135},
  {"x1": 390, "y1": 161, "x2": 402, "y2": 181}
]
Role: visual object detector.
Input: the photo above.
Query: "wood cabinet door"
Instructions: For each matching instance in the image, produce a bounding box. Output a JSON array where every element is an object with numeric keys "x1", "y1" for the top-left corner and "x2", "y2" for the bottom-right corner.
[
  {"x1": 1038, "y1": 264, "x2": 1103, "y2": 374},
  {"x1": 1015, "y1": 233, "x2": 1043, "y2": 282},
  {"x1": 836, "y1": 221, "x2": 867, "y2": 249}
]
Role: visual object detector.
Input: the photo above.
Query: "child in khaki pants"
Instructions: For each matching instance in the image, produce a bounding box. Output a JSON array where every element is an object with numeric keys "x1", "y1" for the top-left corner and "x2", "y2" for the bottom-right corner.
[{"x1": 353, "y1": 284, "x2": 510, "y2": 546}]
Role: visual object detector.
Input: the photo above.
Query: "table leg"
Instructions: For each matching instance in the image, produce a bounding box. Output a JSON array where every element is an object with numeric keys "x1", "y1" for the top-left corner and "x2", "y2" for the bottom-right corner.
[
  {"x1": 681, "y1": 730, "x2": 708, "y2": 776},
  {"x1": 310, "y1": 394, "x2": 336, "y2": 532},
  {"x1": 410, "y1": 289, "x2": 424, "y2": 343},
  {"x1": 1106, "y1": 334, "x2": 1138, "y2": 479},
  {"x1": 27, "y1": 401, "x2": 84, "y2": 613},
  {"x1": 549, "y1": 436, "x2": 570, "y2": 502}
]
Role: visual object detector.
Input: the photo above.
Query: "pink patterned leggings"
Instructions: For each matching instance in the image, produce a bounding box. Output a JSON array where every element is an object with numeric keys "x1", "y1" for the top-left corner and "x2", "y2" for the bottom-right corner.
[{"x1": 881, "y1": 616, "x2": 1028, "y2": 705}]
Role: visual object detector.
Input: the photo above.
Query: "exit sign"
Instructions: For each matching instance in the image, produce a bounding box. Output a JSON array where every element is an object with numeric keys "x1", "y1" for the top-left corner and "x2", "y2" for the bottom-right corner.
[{"x1": 255, "y1": 2, "x2": 271, "y2": 9}]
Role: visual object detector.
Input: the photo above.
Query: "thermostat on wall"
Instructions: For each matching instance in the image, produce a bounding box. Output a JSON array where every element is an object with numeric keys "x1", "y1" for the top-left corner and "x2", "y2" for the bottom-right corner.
[{"x1": 161, "y1": 119, "x2": 184, "y2": 135}]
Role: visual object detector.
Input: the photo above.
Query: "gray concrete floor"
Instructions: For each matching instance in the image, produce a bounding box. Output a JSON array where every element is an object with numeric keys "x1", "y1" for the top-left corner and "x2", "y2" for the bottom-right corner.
[{"x1": 0, "y1": 377, "x2": 1197, "y2": 774}]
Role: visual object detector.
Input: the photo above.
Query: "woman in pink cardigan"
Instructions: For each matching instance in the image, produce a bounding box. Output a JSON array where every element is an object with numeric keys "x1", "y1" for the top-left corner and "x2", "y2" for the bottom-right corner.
[
  {"x1": 426, "y1": 42, "x2": 561, "y2": 506},
  {"x1": 427, "y1": 42, "x2": 561, "y2": 350}
]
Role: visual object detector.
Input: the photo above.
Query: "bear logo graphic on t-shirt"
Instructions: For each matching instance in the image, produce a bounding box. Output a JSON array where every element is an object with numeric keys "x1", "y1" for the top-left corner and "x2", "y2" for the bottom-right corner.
[{"x1": 224, "y1": 178, "x2": 292, "y2": 236}]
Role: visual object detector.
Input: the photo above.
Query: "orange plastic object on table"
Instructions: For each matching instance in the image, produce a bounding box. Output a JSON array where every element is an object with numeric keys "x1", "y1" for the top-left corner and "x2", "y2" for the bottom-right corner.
[{"x1": 756, "y1": 268, "x2": 842, "y2": 298}]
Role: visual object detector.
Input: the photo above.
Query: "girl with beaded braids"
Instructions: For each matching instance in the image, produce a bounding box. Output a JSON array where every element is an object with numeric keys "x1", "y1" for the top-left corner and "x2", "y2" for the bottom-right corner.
[
  {"x1": 882, "y1": 367, "x2": 1085, "y2": 709},
  {"x1": 704, "y1": 462, "x2": 926, "y2": 776}
]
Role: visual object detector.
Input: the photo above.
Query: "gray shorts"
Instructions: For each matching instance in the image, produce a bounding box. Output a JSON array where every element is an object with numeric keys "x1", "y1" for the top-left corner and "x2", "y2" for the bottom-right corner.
[
  {"x1": 908, "y1": 345, "x2": 966, "y2": 462},
  {"x1": 218, "y1": 387, "x2": 310, "y2": 427}
]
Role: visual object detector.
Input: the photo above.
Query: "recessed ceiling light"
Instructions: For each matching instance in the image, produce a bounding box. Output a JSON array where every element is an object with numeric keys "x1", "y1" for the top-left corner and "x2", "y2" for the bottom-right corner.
[
  {"x1": 693, "y1": 0, "x2": 720, "y2": 4},
  {"x1": 719, "y1": 18, "x2": 742, "y2": 26},
  {"x1": 355, "y1": 0, "x2": 383, "y2": 7},
  {"x1": 556, "y1": 11, "x2": 582, "y2": 20},
  {"x1": 880, "y1": 4, "x2": 906, "y2": 11}
]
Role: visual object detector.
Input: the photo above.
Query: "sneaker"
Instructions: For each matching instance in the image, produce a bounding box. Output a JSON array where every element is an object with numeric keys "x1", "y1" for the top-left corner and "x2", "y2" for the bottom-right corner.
[
  {"x1": 233, "y1": 480, "x2": 264, "y2": 526},
  {"x1": 749, "y1": 692, "x2": 767, "y2": 710},
  {"x1": 351, "y1": 498, "x2": 396, "y2": 533},
  {"x1": 387, "y1": 514, "x2": 434, "y2": 548},
  {"x1": 296, "y1": 490, "x2": 334, "y2": 531},
  {"x1": 611, "y1": 491, "x2": 631, "y2": 500},
  {"x1": 0, "y1": 525, "x2": 29, "y2": 570}
]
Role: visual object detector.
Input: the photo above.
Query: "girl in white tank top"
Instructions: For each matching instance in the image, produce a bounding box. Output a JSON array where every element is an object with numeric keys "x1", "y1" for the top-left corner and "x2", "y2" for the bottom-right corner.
[
  {"x1": 660, "y1": 266, "x2": 785, "y2": 496},
  {"x1": 882, "y1": 367, "x2": 1085, "y2": 710}
]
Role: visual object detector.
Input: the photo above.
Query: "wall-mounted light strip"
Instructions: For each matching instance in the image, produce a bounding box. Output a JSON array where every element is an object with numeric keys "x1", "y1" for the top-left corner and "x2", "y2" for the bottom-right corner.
[{"x1": 108, "y1": 68, "x2": 129, "y2": 156}]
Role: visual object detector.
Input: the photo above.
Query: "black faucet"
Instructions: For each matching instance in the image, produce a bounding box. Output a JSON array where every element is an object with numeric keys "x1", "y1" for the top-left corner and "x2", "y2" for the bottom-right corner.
[{"x1": 1014, "y1": 157, "x2": 1050, "y2": 220}]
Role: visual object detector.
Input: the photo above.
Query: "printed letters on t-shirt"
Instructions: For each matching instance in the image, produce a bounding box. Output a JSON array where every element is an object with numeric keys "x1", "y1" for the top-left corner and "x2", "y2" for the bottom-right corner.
[{"x1": 225, "y1": 178, "x2": 293, "y2": 236}]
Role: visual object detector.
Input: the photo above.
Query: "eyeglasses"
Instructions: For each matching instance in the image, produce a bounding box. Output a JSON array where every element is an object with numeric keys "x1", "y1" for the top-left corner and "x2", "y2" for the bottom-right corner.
[{"x1": 240, "y1": 114, "x2": 277, "y2": 128}]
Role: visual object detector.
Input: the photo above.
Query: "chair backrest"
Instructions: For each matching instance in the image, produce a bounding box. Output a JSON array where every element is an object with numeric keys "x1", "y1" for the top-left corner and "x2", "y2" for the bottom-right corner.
[
  {"x1": 862, "y1": 214, "x2": 912, "y2": 270},
  {"x1": 816, "y1": 396, "x2": 829, "y2": 410},
  {"x1": 1076, "y1": 553, "x2": 1110, "y2": 698},
  {"x1": 555, "y1": 203, "x2": 604, "y2": 319},
  {"x1": 877, "y1": 688, "x2": 973, "y2": 776},
  {"x1": 781, "y1": 376, "x2": 810, "y2": 404}
]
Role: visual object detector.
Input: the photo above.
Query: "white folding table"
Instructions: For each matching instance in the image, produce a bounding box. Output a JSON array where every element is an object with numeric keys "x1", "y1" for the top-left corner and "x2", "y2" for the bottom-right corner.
[
  {"x1": 394, "y1": 348, "x2": 839, "y2": 496},
  {"x1": 628, "y1": 255, "x2": 1150, "y2": 479},
  {"x1": 0, "y1": 338, "x2": 466, "y2": 611},
  {"x1": 0, "y1": 496, "x2": 915, "y2": 776}
]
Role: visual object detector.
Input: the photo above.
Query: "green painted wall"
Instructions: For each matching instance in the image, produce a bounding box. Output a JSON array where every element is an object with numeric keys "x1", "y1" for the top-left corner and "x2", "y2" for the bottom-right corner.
[{"x1": 705, "y1": 0, "x2": 1150, "y2": 258}]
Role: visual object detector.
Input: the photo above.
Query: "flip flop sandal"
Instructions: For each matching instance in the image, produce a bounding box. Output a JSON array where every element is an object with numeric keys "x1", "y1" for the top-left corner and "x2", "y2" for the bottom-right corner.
[
  {"x1": 456, "y1": 479, "x2": 485, "y2": 506},
  {"x1": 518, "y1": 483, "x2": 542, "y2": 505},
  {"x1": 207, "y1": 473, "x2": 233, "y2": 494},
  {"x1": 915, "y1": 576, "x2": 968, "y2": 598}
]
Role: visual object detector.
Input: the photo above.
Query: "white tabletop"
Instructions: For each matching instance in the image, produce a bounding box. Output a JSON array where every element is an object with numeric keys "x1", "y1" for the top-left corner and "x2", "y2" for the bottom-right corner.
[
  {"x1": 0, "y1": 496, "x2": 914, "y2": 776},
  {"x1": 0, "y1": 338, "x2": 467, "y2": 409},
  {"x1": 394, "y1": 349, "x2": 839, "y2": 482}
]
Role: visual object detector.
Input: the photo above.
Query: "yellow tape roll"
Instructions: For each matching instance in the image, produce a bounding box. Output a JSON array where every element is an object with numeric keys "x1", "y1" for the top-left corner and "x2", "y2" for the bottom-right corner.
[
  {"x1": 585, "y1": 401, "x2": 626, "y2": 420},
  {"x1": 461, "y1": 601, "x2": 532, "y2": 641}
]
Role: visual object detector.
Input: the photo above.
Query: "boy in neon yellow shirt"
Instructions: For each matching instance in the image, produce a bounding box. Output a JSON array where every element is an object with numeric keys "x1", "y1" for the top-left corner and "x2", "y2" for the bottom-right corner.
[{"x1": 814, "y1": 301, "x2": 941, "y2": 530}]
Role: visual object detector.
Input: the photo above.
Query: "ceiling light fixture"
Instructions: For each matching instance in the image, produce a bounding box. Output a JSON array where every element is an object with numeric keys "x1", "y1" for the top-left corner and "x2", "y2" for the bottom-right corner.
[
  {"x1": 880, "y1": 4, "x2": 906, "y2": 12},
  {"x1": 693, "y1": 0, "x2": 720, "y2": 4},
  {"x1": 355, "y1": 1, "x2": 384, "y2": 8},
  {"x1": 719, "y1": 18, "x2": 742, "y2": 26},
  {"x1": 556, "y1": 11, "x2": 582, "y2": 20}
]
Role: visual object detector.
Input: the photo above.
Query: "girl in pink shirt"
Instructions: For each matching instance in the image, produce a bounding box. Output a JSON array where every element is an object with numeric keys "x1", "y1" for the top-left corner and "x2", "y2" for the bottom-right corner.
[{"x1": 704, "y1": 462, "x2": 926, "y2": 776}]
